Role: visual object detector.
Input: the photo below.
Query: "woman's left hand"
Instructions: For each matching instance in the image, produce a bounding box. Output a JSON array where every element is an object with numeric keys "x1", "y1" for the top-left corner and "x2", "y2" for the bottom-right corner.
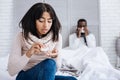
[{"x1": 46, "y1": 49, "x2": 58, "y2": 58}]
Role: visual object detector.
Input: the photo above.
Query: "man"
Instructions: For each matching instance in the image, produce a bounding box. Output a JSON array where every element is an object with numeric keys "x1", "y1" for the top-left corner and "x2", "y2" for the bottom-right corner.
[{"x1": 69, "y1": 19, "x2": 96, "y2": 48}]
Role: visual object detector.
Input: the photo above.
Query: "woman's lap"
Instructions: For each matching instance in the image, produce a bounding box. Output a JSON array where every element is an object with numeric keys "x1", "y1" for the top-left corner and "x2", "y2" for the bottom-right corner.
[{"x1": 16, "y1": 59, "x2": 77, "y2": 80}]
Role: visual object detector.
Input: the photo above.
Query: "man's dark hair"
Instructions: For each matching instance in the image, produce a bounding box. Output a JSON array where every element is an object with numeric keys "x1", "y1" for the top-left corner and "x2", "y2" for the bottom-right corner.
[{"x1": 77, "y1": 18, "x2": 87, "y2": 27}]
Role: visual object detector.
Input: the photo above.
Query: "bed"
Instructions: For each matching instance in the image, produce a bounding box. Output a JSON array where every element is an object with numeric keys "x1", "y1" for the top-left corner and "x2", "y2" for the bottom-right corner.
[
  {"x1": 1, "y1": 46, "x2": 120, "y2": 80},
  {"x1": 0, "y1": 55, "x2": 16, "y2": 80},
  {"x1": 57, "y1": 46, "x2": 120, "y2": 80}
]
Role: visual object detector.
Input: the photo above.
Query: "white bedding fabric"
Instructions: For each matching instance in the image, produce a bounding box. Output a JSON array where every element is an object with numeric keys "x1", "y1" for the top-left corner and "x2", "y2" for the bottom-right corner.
[
  {"x1": 0, "y1": 55, "x2": 16, "y2": 80},
  {"x1": 1, "y1": 46, "x2": 120, "y2": 80},
  {"x1": 56, "y1": 46, "x2": 120, "y2": 80}
]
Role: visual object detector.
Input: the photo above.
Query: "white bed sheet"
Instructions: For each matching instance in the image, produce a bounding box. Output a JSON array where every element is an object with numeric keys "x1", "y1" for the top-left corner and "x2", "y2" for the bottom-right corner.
[
  {"x1": 1, "y1": 46, "x2": 120, "y2": 80},
  {"x1": 58, "y1": 46, "x2": 120, "y2": 80},
  {"x1": 0, "y1": 55, "x2": 16, "y2": 80}
]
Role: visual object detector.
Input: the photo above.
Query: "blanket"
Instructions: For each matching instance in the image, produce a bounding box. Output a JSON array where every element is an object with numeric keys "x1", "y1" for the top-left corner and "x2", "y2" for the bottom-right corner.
[
  {"x1": 56, "y1": 46, "x2": 120, "y2": 80},
  {"x1": 1, "y1": 46, "x2": 120, "y2": 80}
]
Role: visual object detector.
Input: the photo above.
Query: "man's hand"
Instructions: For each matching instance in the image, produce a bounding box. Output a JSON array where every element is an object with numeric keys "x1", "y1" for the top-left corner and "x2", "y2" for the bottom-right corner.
[{"x1": 84, "y1": 27, "x2": 89, "y2": 36}]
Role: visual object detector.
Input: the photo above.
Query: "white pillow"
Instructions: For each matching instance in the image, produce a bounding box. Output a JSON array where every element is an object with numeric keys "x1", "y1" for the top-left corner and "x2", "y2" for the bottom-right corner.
[
  {"x1": 0, "y1": 54, "x2": 9, "y2": 70},
  {"x1": 0, "y1": 54, "x2": 16, "y2": 80}
]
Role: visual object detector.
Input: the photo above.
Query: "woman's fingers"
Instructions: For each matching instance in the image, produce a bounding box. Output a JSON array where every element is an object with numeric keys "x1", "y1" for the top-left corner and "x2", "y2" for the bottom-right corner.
[
  {"x1": 46, "y1": 51, "x2": 51, "y2": 57},
  {"x1": 33, "y1": 44, "x2": 40, "y2": 49},
  {"x1": 30, "y1": 43, "x2": 44, "y2": 54},
  {"x1": 34, "y1": 49, "x2": 41, "y2": 54},
  {"x1": 52, "y1": 49, "x2": 58, "y2": 53}
]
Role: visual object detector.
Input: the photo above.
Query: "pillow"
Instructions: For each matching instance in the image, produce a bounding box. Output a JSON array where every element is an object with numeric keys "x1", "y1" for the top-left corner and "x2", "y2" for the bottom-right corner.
[{"x1": 0, "y1": 54, "x2": 9, "y2": 70}]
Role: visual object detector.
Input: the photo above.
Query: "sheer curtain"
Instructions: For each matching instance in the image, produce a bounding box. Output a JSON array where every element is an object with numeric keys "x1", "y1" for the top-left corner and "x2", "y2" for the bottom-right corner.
[{"x1": 0, "y1": 0, "x2": 14, "y2": 57}]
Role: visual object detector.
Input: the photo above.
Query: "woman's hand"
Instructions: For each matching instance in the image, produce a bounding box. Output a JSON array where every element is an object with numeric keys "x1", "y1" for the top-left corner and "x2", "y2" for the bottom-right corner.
[
  {"x1": 26, "y1": 43, "x2": 45, "y2": 58},
  {"x1": 46, "y1": 49, "x2": 58, "y2": 58}
]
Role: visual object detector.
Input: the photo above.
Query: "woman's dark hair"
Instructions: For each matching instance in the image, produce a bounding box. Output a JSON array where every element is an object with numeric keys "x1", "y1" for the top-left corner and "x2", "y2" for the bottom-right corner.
[
  {"x1": 19, "y1": 3, "x2": 61, "y2": 42},
  {"x1": 77, "y1": 18, "x2": 87, "y2": 27}
]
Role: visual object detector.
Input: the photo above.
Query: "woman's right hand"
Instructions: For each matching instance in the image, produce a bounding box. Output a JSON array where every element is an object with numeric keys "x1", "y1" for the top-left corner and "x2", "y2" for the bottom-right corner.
[{"x1": 26, "y1": 43, "x2": 45, "y2": 58}]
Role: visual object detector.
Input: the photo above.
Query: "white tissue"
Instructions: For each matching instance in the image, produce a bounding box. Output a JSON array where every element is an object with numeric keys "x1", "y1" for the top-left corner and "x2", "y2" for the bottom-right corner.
[
  {"x1": 41, "y1": 47, "x2": 49, "y2": 52},
  {"x1": 81, "y1": 27, "x2": 85, "y2": 33}
]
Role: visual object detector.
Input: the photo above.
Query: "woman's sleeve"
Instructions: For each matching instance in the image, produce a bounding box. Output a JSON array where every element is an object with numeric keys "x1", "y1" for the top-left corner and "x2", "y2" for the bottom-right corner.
[
  {"x1": 7, "y1": 33, "x2": 30, "y2": 76},
  {"x1": 86, "y1": 33, "x2": 96, "y2": 48},
  {"x1": 54, "y1": 34, "x2": 62, "y2": 68},
  {"x1": 54, "y1": 33, "x2": 62, "y2": 51}
]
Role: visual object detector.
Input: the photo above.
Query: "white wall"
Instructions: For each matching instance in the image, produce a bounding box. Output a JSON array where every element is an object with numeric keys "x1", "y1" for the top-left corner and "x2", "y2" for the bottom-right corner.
[
  {"x1": 13, "y1": 0, "x2": 43, "y2": 33},
  {"x1": 13, "y1": 0, "x2": 100, "y2": 47},
  {"x1": 99, "y1": 0, "x2": 120, "y2": 66},
  {"x1": 0, "y1": 0, "x2": 14, "y2": 57},
  {"x1": 0, "y1": 0, "x2": 99, "y2": 56},
  {"x1": 68, "y1": 0, "x2": 100, "y2": 47},
  {"x1": 0, "y1": 0, "x2": 119, "y2": 68},
  {"x1": 30, "y1": 0, "x2": 100, "y2": 47}
]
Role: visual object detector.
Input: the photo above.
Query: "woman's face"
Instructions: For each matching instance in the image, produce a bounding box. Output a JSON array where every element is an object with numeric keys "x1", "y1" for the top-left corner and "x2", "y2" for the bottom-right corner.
[{"x1": 36, "y1": 11, "x2": 53, "y2": 35}]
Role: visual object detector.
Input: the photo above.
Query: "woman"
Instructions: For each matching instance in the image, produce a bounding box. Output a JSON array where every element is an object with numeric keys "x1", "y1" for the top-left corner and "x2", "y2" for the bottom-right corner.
[
  {"x1": 8, "y1": 3, "x2": 77, "y2": 80},
  {"x1": 69, "y1": 19, "x2": 96, "y2": 49}
]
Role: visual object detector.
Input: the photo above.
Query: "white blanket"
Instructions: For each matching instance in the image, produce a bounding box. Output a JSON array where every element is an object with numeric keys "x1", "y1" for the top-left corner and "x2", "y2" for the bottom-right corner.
[
  {"x1": 0, "y1": 55, "x2": 16, "y2": 80},
  {"x1": 1, "y1": 46, "x2": 120, "y2": 80},
  {"x1": 57, "y1": 46, "x2": 120, "y2": 80}
]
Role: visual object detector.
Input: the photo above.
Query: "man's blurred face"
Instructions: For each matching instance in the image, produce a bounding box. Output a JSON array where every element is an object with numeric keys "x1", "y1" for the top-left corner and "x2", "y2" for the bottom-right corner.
[{"x1": 78, "y1": 21, "x2": 87, "y2": 28}]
